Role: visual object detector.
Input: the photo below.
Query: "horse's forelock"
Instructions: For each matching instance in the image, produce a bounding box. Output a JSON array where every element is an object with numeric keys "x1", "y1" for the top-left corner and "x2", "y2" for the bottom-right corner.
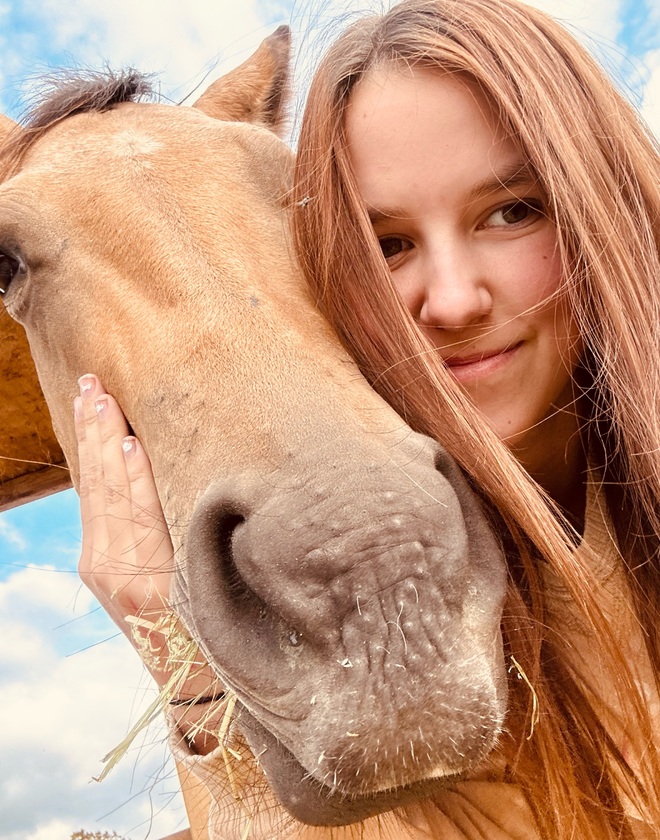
[
  {"x1": 24, "y1": 68, "x2": 153, "y2": 129},
  {"x1": 0, "y1": 69, "x2": 154, "y2": 176}
]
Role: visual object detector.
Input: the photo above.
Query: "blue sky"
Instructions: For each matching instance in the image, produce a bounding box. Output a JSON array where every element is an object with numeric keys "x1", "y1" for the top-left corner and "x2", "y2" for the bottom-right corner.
[{"x1": 0, "y1": 1, "x2": 658, "y2": 839}]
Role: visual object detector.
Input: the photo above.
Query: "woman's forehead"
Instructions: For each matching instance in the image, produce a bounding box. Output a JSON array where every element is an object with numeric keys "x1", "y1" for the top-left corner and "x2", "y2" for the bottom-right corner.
[
  {"x1": 344, "y1": 66, "x2": 529, "y2": 206},
  {"x1": 346, "y1": 65, "x2": 504, "y2": 147}
]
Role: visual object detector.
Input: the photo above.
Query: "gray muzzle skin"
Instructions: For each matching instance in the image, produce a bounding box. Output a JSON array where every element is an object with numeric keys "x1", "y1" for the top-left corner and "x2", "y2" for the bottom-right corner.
[{"x1": 181, "y1": 432, "x2": 508, "y2": 825}]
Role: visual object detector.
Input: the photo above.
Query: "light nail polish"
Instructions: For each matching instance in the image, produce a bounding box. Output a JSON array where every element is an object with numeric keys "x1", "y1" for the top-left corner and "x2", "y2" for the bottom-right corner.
[
  {"x1": 122, "y1": 437, "x2": 136, "y2": 455},
  {"x1": 79, "y1": 374, "x2": 95, "y2": 398}
]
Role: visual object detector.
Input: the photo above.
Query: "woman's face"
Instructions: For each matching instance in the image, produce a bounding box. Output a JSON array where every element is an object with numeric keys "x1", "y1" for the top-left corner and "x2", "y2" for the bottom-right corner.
[{"x1": 345, "y1": 67, "x2": 582, "y2": 471}]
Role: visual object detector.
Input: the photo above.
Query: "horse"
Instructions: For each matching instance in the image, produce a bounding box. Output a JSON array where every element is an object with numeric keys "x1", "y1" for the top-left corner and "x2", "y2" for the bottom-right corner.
[{"x1": 0, "y1": 28, "x2": 507, "y2": 837}]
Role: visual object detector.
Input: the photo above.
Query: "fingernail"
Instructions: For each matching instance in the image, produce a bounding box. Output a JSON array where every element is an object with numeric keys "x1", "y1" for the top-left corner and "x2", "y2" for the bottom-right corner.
[
  {"x1": 95, "y1": 397, "x2": 108, "y2": 417},
  {"x1": 73, "y1": 396, "x2": 83, "y2": 420},
  {"x1": 122, "y1": 436, "x2": 137, "y2": 456},
  {"x1": 79, "y1": 374, "x2": 96, "y2": 398}
]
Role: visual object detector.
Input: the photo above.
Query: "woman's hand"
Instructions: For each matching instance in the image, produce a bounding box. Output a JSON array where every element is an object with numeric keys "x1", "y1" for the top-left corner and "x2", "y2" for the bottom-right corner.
[
  {"x1": 74, "y1": 374, "x2": 222, "y2": 712},
  {"x1": 75, "y1": 374, "x2": 172, "y2": 676}
]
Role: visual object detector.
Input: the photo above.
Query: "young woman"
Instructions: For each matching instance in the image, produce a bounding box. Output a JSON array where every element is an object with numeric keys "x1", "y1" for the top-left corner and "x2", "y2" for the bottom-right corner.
[{"x1": 76, "y1": 0, "x2": 660, "y2": 837}]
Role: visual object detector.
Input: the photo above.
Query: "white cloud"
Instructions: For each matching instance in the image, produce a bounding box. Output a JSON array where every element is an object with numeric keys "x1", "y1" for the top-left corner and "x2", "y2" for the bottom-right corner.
[
  {"x1": 640, "y1": 48, "x2": 660, "y2": 138},
  {"x1": 0, "y1": 516, "x2": 27, "y2": 550},
  {"x1": 0, "y1": 566, "x2": 185, "y2": 840},
  {"x1": 520, "y1": 0, "x2": 659, "y2": 136},
  {"x1": 2, "y1": 0, "x2": 656, "y2": 138},
  {"x1": 525, "y1": 0, "x2": 621, "y2": 44},
  {"x1": 13, "y1": 0, "x2": 286, "y2": 103},
  {"x1": 25, "y1": 820, "x2": 76, "y2": 840}
]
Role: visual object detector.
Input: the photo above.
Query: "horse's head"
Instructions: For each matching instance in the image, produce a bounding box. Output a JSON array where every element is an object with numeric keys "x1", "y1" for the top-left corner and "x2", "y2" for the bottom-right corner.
[{"x1": 0, "y1": 30, "x2": 507, "y2": 826}]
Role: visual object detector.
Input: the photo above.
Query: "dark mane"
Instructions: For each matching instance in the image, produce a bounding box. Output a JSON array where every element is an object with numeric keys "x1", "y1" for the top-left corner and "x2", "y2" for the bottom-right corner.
[
  {"x1": 24, "y1": 68, "x2": 153, "y2": 129},
  {"x1": 0, "y1": 68, "x2": 154, "y2": 175}
]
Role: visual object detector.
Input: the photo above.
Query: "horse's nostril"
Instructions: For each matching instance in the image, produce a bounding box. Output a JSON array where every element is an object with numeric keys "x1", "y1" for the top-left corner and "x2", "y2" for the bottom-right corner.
[
  {"x1": 187, "y1": 497, "x2": 303, "y2": 695},
  {"x1": 214, "y1": 512, "x2": 249, "y2": 598}
]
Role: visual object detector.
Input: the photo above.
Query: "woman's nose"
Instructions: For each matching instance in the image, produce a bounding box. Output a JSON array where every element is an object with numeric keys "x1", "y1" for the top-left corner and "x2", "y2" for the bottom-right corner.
[{"x1": 417, "y1": 246, "x2": 492, "y2": 329}]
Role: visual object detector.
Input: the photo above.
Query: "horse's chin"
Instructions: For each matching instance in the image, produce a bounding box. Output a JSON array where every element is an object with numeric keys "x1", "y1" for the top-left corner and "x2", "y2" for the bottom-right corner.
[{"x1": 238, "y1": 707, "x2": 459, "y2": 826}]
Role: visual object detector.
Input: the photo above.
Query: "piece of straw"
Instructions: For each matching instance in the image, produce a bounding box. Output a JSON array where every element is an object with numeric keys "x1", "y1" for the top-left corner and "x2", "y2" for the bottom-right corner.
[{"x1": 96, "y1": 612, "x2": 235, "y2": 782}]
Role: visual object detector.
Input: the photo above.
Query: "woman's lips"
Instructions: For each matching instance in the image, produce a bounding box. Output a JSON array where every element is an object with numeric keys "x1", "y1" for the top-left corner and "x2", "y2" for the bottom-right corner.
[{"x1": 443, "y1": 343, "x2": 522, "y2": 383}]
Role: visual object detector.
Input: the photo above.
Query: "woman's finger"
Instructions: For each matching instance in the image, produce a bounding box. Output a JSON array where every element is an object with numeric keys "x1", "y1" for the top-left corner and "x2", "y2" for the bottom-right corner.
[
  {"x1": 120, "y1": 432, "x2": 175, "y2": 611},
  {"x1": 78, "y1": 378, "x2": 171, "y2": 600},
  {"x1": 74, "y1": 375, "x2": 221, "y2": 697},
  {"x1": 76, "y1": 374, "x2": 121, "y2": 569}
]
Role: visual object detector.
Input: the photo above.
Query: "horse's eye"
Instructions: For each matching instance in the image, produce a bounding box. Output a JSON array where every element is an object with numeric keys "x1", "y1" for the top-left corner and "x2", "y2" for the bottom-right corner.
[{"x1": 0, "y1": 252, "x2": 21, "y2": 296}]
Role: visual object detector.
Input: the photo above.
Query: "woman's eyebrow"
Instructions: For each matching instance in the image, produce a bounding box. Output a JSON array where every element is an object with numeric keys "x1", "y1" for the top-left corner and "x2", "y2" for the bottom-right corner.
[
  {"x1": 467, "y1": 162, "x2": 538, "y2": 203},
  {"x1": 366, "y1": 162, "x2": 538, "y2": 224},
  {"x1": 367, "y1": 204, "x2": 408, "y2": 224}
]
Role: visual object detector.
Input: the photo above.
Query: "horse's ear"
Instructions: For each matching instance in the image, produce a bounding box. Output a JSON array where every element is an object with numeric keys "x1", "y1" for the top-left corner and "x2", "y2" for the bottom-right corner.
[{"x1": 192, "y1": 26, "x2": 291, "y2": 137}]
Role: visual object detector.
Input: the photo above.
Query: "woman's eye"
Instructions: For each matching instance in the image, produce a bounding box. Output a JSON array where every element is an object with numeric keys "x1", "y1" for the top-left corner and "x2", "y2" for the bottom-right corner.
[
  {"x1": 0, "y1": 252, "x2": 21, "y2": 296},
  {"x1": 378, "y1": 236, "x2": 412, "y2": 264},
  {"x1": 486, "y1": 200, "x2": 543, "y2": 228}
]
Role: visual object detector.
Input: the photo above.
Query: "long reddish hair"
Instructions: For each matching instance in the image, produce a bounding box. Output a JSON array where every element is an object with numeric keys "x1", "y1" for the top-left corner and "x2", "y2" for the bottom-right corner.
[{"x1": 292, "y1": 0, "x2": 660, "y2": 836}]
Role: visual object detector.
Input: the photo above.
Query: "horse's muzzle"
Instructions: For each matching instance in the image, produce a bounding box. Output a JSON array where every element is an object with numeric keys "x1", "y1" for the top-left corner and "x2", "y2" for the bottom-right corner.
[{"x1": 180, "y1": 431, "x2": 507, "y2": 824}]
